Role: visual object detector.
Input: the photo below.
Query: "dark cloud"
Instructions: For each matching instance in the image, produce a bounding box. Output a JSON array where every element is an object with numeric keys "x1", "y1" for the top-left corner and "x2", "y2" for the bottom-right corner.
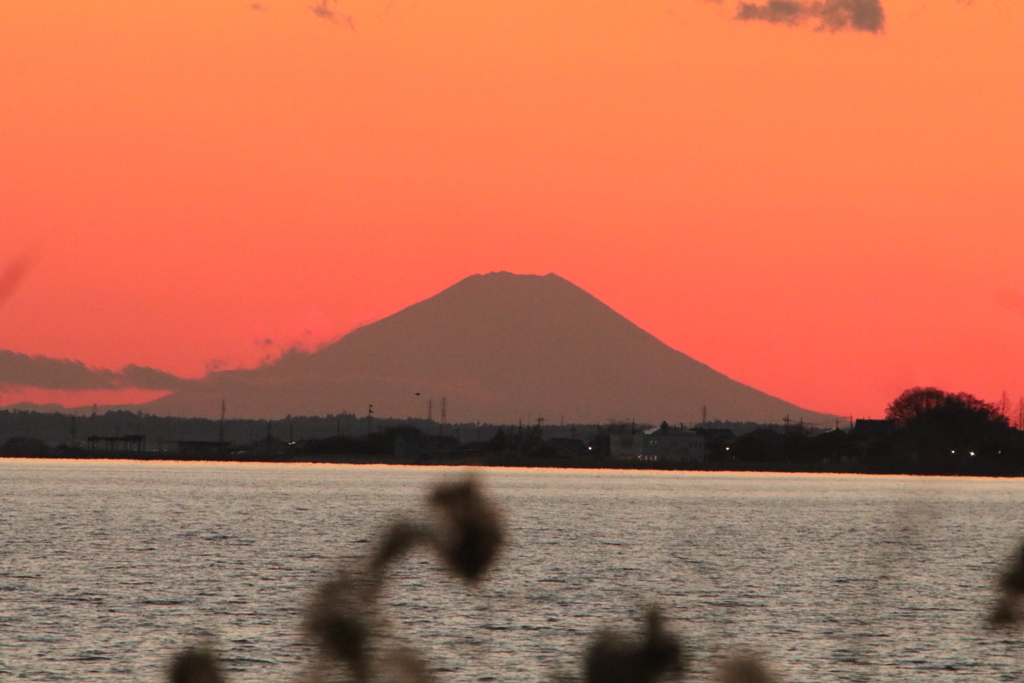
[
  {"x1": 120, "y1": 364, "x2": 190, "y2": 390},
  {"x1": 736, "y1": 0, "x2": 885, "y2": 32},
  {"x1": 736, "y1": 0, "x2": 805, "y2": 23},
  {"x1": 0, "y1": 253, "x2": 35, "y2": 310},
  {"x1": 0, "y1": 350, "x2": 187, "y2": 391},
  {"x1": 818, "y1": 0, "x2": 885, "y2": 31}
]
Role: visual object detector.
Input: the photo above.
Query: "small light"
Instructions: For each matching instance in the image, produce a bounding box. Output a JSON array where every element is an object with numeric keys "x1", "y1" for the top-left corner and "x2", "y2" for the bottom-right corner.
[
  {"x1": 970, "y1": 451, "x2": 975, "y2": 456},
  {"x1": 725, "y1": 447, "x2": 730, "y2": 451}
]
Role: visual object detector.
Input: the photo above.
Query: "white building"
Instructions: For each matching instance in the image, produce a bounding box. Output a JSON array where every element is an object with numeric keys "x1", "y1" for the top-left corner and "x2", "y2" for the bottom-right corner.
[{"x1": 610, "y1": 422, "x2": 706, "y2": 463}]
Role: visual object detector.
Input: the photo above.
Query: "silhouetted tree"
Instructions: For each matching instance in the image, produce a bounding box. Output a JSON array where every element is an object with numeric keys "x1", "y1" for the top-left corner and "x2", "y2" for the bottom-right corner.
[
  {"x1": 732, "y1": 429, "x2": 786, "y2": 464},
  {"x1": 885, "y1": 387, "x2": 1011, "y2": 471},
  {"x1": 488, "y1": 427, "x2": 507, "y2": 452},
  {"x1": 886, "y1": 387, "x2": 949, "y2": 427},
  {"x1": 887, "y1": 387, "x2": 1008, "y2": 433}
]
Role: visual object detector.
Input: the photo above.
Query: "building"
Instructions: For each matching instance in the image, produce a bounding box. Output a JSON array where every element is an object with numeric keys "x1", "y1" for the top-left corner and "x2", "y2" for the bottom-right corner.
[
  {"x1": 694, "y1": 426, "x2": 736, "y2": 461},
  {"x1": 642, "y1": 423, "x2": 706, "y2": 463},
  {"x1": 609, "y1": 431, "x2": 644, "y2": 460},
  {"x1": 609, "y1": 422, "x2": 706, "y2": 463},
  {"x1": 853, "y1": 419, "x2": 895, "y2": 439}
]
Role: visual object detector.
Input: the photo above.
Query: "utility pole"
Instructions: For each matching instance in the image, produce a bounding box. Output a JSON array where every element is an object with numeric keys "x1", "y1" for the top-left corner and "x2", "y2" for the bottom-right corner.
[
  {"x1": 368, "y1": 404, "x2": 374, "y2": 436},
  {"x1": 427, "y1": 398, "x2": 433, "y2": 422},
  {"x1": 440, "y1": 397, "x2": 447, "y2": 435},
  {"x1": 219, "y1": 399, "x2": 226, "y2": 445}
]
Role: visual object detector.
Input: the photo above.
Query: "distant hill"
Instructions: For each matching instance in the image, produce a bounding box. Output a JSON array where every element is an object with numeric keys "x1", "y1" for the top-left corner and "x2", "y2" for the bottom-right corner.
[
  {"x1": 145, "y1": 272, "x2": 837, "y2": 425},
  {"x1": 4, "y1": 402, "x2": 144, "y2": 416}
]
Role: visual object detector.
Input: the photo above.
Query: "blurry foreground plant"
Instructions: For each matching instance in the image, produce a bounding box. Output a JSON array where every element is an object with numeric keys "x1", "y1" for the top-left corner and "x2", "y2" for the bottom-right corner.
[
  {"x1": 169, "y1": 646, "x2": 223, "y2": 683},
  {"x1": 169, "y1": 476, "x2": 504, "y2": 683},
  {"x1": 583, "y1": 607, "x2": 687, "y2": 683},
  {"x1": 167, "y1": 475, "x2": 783, "y2": 683},
  {"x1": 303, "y1": 476, "x2": 504, "y2": 682},
  {"x1": 715, "y1": 654, "x2": 779, "y2": 683},
  {"x1": 990, "y1": 540, "x2": 1024, "y2": 628},
  {"x1": 426, "y1": 478, "x2": 504, "y2": 583},
  {"x1": 304, "y1": 572, "x2": 376, "y2": 682}
]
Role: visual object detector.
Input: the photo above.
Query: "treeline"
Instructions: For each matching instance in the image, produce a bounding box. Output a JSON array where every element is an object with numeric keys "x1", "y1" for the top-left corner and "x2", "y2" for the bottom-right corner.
[
  {"x1": 2, "y1": 387, "x2": 1023, "y2": 476},
  {"x1": 719, "y1": 387, "x2": 1024, "y2": 476},
  {"x1": 0, "y1": 407, "x2": 761, "y2": 452}
]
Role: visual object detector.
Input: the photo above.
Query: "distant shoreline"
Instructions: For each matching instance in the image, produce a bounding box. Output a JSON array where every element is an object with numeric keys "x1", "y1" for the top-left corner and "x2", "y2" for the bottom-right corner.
[{"x1": 6, "y1": 451, "x2": 1023, "y2": 478}]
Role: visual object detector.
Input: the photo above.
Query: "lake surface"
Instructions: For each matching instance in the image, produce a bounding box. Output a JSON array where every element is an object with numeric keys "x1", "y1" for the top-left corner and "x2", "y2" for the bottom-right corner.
[{"x1": 3, "y1": 461, "x2": 1024, "y2": 682}]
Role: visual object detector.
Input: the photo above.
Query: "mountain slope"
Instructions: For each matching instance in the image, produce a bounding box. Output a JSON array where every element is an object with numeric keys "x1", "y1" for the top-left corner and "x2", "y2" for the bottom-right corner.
[{"x1": 145, "y1": 272, "x2": 835, "y2": 424}]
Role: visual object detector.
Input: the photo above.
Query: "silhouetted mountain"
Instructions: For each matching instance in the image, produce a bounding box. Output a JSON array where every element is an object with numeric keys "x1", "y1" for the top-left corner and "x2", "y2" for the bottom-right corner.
[{"x1": 145, "y1": 272, "x2": 836, "y2": 424}]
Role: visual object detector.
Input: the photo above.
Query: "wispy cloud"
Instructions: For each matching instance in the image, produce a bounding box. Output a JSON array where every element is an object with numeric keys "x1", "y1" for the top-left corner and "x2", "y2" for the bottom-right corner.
[
  {"x1": 312, "y1": 0, "x2": 355, "y2": 29},
  {"x1": 0, "y1": 253, "x2": 36, "y2": 311},
  {"x1": 312, "y1": 0, "x2": 335, "y2": 19},
  {"x1": 736, "y1": 0, "x2": 885, "y2": 32},
  {"x1": 737, "y1": 0, "x2": 804, "y2": 23},
  {"x1": 0, "y1": 350, "x2": 188, "y2": 391}
]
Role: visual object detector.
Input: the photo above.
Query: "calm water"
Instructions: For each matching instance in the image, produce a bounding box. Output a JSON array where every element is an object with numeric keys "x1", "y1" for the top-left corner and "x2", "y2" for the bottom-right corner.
[{"x1": 3, "y1": 461, "x2": 1024, "y2": 682}]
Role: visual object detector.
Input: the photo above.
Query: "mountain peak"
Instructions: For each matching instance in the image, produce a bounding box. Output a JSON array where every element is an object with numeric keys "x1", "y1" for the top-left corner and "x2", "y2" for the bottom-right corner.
[
  {"x1": 146, "y1": 273, "x2": 834, "y2": 424},
  {"x1": 443, "y1": 271, "x2": 580, "y2": 296}
]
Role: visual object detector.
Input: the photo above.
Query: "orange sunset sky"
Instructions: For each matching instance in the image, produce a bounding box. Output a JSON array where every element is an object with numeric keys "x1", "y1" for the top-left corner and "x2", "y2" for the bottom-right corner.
[{"x1": 0, "y1": 0, "x2": 1021, "y2": 419}]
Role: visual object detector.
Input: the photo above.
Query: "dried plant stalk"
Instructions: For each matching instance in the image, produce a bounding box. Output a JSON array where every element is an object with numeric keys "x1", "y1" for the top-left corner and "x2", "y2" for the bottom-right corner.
[
  {"x1": 584, "y1": 607, "x2": 686, "y2": 683},
  {"x1": 304, "y1": 573, "x2": 374, "y2": 682},
  {"x1": 991, "y1": 541, "x2": 1024, "y2": 628},
  {"x1": 427, "y1": 477, "x2": 504, "y2": 584},
  {"x1": 716, "y1": 654, "x2": 780, "y2": 683},
  {"x1": 169, "y1": 647, "x2": 224, "y2": 683}
]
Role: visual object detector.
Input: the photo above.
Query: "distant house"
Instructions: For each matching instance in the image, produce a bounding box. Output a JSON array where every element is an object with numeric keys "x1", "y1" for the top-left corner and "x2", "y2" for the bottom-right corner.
[
  {"x1": 610, "y1": 422, "x2": 706, "y2": 463},
  {"x1": 609, "y1": 432, "x2": 644, "y2": 460},
  {"x1": 87, "y1": 434, "x2": 147, "y2": 452},
  {"x1": 853, "y1": 419, "x2": 894, "y2": 439},
  {"x1": 546, "y1": 437, "x2": 588, "y2": 459},
  {"x1": 694, "y1": 426, "x2": 736, "y2": 461},
  {"x1": 642, "y1": 423, "x2": 706, "y2": 463}
]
